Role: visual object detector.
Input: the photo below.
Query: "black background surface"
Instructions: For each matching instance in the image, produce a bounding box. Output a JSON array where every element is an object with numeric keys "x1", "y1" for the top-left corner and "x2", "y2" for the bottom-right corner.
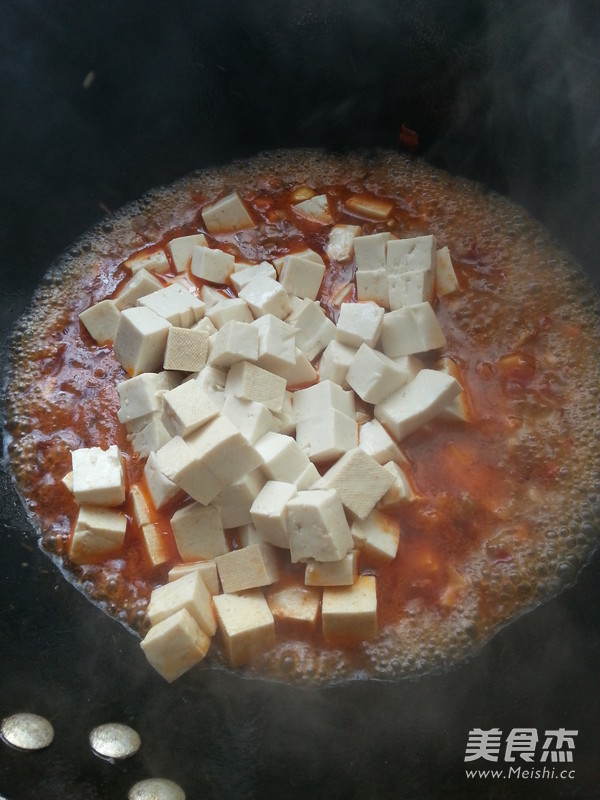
[{"x1": 1, "y1": 2, "x2": 599, "y2": 798}]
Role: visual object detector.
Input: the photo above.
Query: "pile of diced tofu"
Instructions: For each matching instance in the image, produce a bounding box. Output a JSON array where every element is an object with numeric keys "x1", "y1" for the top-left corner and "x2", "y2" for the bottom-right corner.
[{"x1": 70, "y1": 189, "x2": 466, "y2": 681}]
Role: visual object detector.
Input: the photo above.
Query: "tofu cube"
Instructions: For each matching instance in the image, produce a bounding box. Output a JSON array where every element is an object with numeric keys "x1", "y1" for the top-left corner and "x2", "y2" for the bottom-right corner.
[
  {"x1": 206, "y1": 297, "x2": 253, "y2": 328},
  {"x1": 436, "y1": 246, "x2": 459, "y2": 296},
  {"x1": 138, "y1": 283, "x2": 205, "y2": 327},
  {"x1": 237, "y1": 523, "x2": 265, "y2": 547},
  {"x1": 293, "y1": 379, "x2": 355, "y2": 421},
  {"x1": 353, "y1": 231, "x2": 391, "y2": 271},
  {"x1": 114, "y1": 269, "x2": 163, "y2": 310},
  {"x1": 250, "y1": 480, "x2": 297, "y2": 548},
  {"x1": 305, "y1": 551, "x2": 358, "y2": 586},
  {"x1": 201, "y1": 285, "x2": 226, "y2": 308},
  {"x1": 221, "y1": 395, "x2": 279, "y2": 444},
  {"x1": 166, "y1": 233, "x2": 208, "y2": 273},
  {"x1": 208, "y1": 320, "x2": 258, "y2": 368},
  {"x1": 117, "y1": 371, "x2": 178, "y2": 425},
  {"x1": 194, "y1": 365, "x2": 228, "y2": 409},
  {"x1": 141, "y1": 608, "x2": 211, "y2": 682},
  {"x1": 79, "y1": 299, "x2": 121, "y2": 344},
  {"x1": 295, "y1": 462, "x2": 321, "y2": 490},
  {"x1": 335, "y1": 301, "x2": 384, "y2": 348},
  {"x1": 213, "y1": 469, "x2": 266, "y2": 529},
  {"x1": 315, "y1": 447, "x2": 395, "y2": 519},
  {"x1": 374, "y1": 369, "x2": 462, "y2": 440},
  {"x1": 168, "y1": 560, "x2": 220, "y2": 595},
  {"x1": 380, "y1": 302, "x2": 446, "y2": 358},
  {"x1": 190, "y1": 246, "x2": 235, "y2": 284},
  {"x1": 358, "y1": 419, "x2": 404, "y2": 464},
  {"x1": 71, "y1": 445, "x2": 126, "y2": 507},
  {"x1": 143, "y1": 451, "x2": 182, "y2": 510},
  {"x1": 355, "y1": 268, "x2": 389, "y2": 308},
  {"x1": 191, "y1": 316, "x2": 217, "y2": 336},
  {"x1": 273, "y1": 247, "x2": 324, "y2": 277},
  {"x1": 147, "y1": 570, "x2": 216, "y2": 636},
  {"x1": 213, "y1": 590, "x2": 275, "y2": 667},
  {"x1": 386, "y1": 234, "x2": 436, "y2": 275},
  {"x1": 435, "y1": 356, "x2": 470, "y2": 420},
  {"x1": 61, "y1": 470, "x2": 74, "y2": 493},
  {"x1": 346, "y1": 344, "x2": 410, "y2": 404},
  {"x1": 388, "y1": 269, "x2": 434, "y2": 309},
  {"x1": 351, "y1": 510, "x2": 400, "y2": 563},
  {"x1": 295, "y1": 409, "x2": 358, "y2": 462},
  {"x1": 230, "y1": 261, "x2": 277, "y2": 291},
  {"x1": 254, "y1": 432, "x2": 311, "y2": 484},
  {"x1": 186, "y1": 414, "x2": 263, "y2": 485},
  {"x1": 215, "y1": 543, "x2": 279, "y2": 593},
  {"x1": 225, "y1": 360, "x2": 287, "y2": 413},
  {"x1": 267, "y1": 585, "x2": 321, "y2": 626},
  {"x1": 286, "y1": 299, "x2": 336, "y2": 360},
  {"x1": 280, "y1": 255, "x2": 326, "y2": 300},
  {"x1": 345, "y1": 195, "x2": 394, "y2": 220},
  {"x1": 170, "y1": 502, "x2": 228, "y2": 560},
  {"x1": 378, "y1": 461, "x2": 415, "y2": 507},
  {"x1": 129, "y1": 414, "x2": 171, "y2": 457},
  {"x1": 272, "y1": 390, "x2": 295, "y2": 435},
  {"x1": 274, "y1": 347, "x2": 317, "y2": 388},
  {"x1": 239, "y1": 275, "x2": 291, "y2": 320},
  {"x1": 317, "y1": 340, "x2": 356, "y2": 388},
  {"x1": 155, "y1": 436, "x2": 224, "y2": 505},
  {"x1": 292, "y1": 193, "x2": 333, "y2": 225},
  {"x1": 286, "y1": 489, "x2": 353, "y2": 563},
  {"x1": 252, "y1": 315, "x2": 297, "y2": 372},
  {"x1": 322, "y1": 575, "x2": 378, "y2": 639},
  {"x1": 163, "y1": 327, "x2": 209, "y2": 372},
  {"x1": 326, "y1": 224, "x2": 362, "y2": 262},
  {"x1": 161, "y1": 380, "x2": 220, "y2": 438},
  {"x1": 129, "y1": 484, "x2": 151, "y2": 527},
  {"x1": 113, "y1": 307, "x2": 172, "y2": 376},
  {"x1": 201, "y1": 192, "x2": 255, "y2": 233},
  {"x1": 125, "y1": 248, "x2": 170, "y2": 275},
  {"x1": 140, "y1": 522, "x2": 171, "y2": 568},
  {"x1": 70, "y1": 505, "x2": 127, "y2": 564}
]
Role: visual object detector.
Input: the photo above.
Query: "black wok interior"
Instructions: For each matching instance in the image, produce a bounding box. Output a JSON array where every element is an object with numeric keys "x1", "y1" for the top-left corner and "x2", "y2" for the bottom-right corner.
[{"x1": 1, "y1": 2, "x2": 600, "y2": 798}]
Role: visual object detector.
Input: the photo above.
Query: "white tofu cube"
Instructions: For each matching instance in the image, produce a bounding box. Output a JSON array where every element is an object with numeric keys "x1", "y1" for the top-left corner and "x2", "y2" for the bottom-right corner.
[
  {"x1": 143, "y1": 451, "x2": 182, "y2": 509},
  {"x1": 436, "y1": 246, "x2": 459, "y2": 296},
  {"x1": 129, "y1": 485, "x2": 151, "y2": 527},
  {"x1": 221, "y1": 395, "x2": 279, "y2": 444},
  {"x1": 70, "y1": 505, "x2": 127, "y2": 564},
  {"x1": 353, "y1": 231, "x2": 391, "y2": 271},
  {"x1": 250, "y1": 480, "x2": 297, "y2": 548},
  {"x1": 285, "y1": 299, "x2": 336, "y2": 360},
  {"x1": 202, "y1": 192, "x2": 255, "y2": 233},
  {"x1": 273, "y1": 247, "x2": 324, "y2": 277},
  {"x1": 213, "y1": 469, "x2": 266, "y2": 529},
  {"x1": 322, "y1": 575, "x2": 378, "y2": 639},
  {"x1": 125, "y1": 248, "x2": 170, "y2": 275},
  {"x1": 388, "y1": 268, "x2": 434, "y2": 309},
  {"x1": 252, "y1": 315, "x2": 296, "y2": 373},
  {"x1": 358, "y1": 419, "x2": 404, "y2": 464},
  {"x1": 346, "y1": 344, "x2": 409, "y2": 404},
  {"x1": 117, "y1": 371, "x2": 178, "y2": 425},
  {"x1": 355, "y1": 268, "x2": 389, "y2": 308},
  {"x1": 286, "y1": 489, "x2": 353, "y2": 563},
  {"x1": 225, "y1": 360, "x2": 287, "y2": 413},
  {"x1": 147, "y1": 570, "x2": 216, "y2": 636},
  {"x1": 191, "y1": 316, "x2": 217, "y2": 336},
  {"x1": 295, "y1": 409, "x2": 358, "y2": 463},
  {"x1": 141, "y1": 608, "x2": 211, "y2": 682},
  {"x1": 186, "y1": 414, "x2": 263, "y2": 485},
  {"x1": 237, "y1": 523, "x2": 265, "y2": 547},
  {"x1": 190, "y1": 245, "x2": 235, "y2": 284},
  {"x1": 345, "y1": 194, "x2": 394, "y2": 219},
  {"x1": 315, "y1": 447, "x2": 394, "y2": 519},
  {"x1": 435, "y1": 356, "x2": 470, "y2": 420},
  {"x1": 292, "y1": 193, "x2": 333, "y2": 224},
  {"x1": 374, "y1": 369, "x2": 462, "y2": 440},
  {"x1": 254, "y1": 432, "x2": 311, "y2": 484},
  {"x1": 215, "y1": 543, "x2": 279, "y2": 593},
  {"x1": 213, "y1": 590, "x2": 275, "y2": 667},
  {"x1": 113, "y1": 307, "x2": 172, "y2": 376},
  {"x1": 378, "y1": 461, "x2": 415, "y2": 507},
  {"x1": 326, "y1": 224, "x2": 362, "y2": 262},
  {"x1": 114, "y1": 269, "x2": 163, "y2": 310},
  {"x1": 163, "y1": 327, "x2": 209, "y2": 372},
  {"x1": 317, "y1": 340, "x2": 356, "y2": 387},
  {"x1": 71, "y1": 445, "x2": 125, "y2": 507},
  {"x1": 129, "y1": 413, "x2": 171, "y2": 457},
  {"x1": 138, "y1": 283, "x2": 205, "y2": 327},
  {"x1": 293, "y1": 379, "x2": 355, "y2": 421},
  {"x1": 279, "y1": 255, "x2": 326, "y2": 300},
  {"x1": 271, "y1": 390, "x2": 295, "y2": 436},
  {"x1": 168, "y1": 560, "x2": 220, "y2": 595},
  {"x1": 201, "y1": 284, "x2": 226, "y2": 307},
  {"x1": 166, "y1": 233, "x2": 208, "y2": 273},
  {"x1": 239, "y1": 275, "x2": 291, "y2": 320},
  {"x1": 267, "y1": 585, "x2": 321, "y2": 626},
  {"x1": 386, "y1": 234, "x2": 436, "y2": 274},
  {"x1": 230, "y1": 261, "x2": 276, "y2": 291},
  {"x1": 208, "y1": 320, "x2": 258, "y2": 368},
  {"x1": 295, "y1": 462, "x2": 321, "y2": 490},
  {"x1": 161, "y1": 380, "x2": 220, "y2": 438},
  {"x1": 380, "y1": 302, "x2": 446, "y2": 358},
  {"x1": 155, "y1": 435, "x2": 224, "y2": 505},
  {"x1": 305, "y1": 551, "x2": 358, "y2": 587},
  {"x1": 274, "y1": 347, "x2": 317, "y2": 388},
  {"x1": 335, "y1": 301, "x2": 384, "y2": 348},
  {"x1": 170, "y1": 502, "x2": 228, "y2": 560},
  {"x1": 351, "y1": 509, "x2": 400, "y2": 563},
  {"x1": 79, "y1": 299, "x2": 121, "y2": 344},
  {"x1": 140, "y1": 522, "x2": 171, "y2": 567},
  {"x1": 206, "y1": 297, "x2": 253, "y2": 328}
]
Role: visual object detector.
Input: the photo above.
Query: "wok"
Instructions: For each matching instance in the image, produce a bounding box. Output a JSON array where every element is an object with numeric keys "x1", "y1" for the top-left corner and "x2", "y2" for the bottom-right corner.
[{"x1": 1, "y1": 1, "x2": 599, "y2": 798}]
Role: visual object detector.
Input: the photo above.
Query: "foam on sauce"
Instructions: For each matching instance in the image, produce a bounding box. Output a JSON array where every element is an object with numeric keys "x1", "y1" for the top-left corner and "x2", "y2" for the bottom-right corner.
[{"x1": 4, "y1": 149, "x2": 600, "y2": 683}]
